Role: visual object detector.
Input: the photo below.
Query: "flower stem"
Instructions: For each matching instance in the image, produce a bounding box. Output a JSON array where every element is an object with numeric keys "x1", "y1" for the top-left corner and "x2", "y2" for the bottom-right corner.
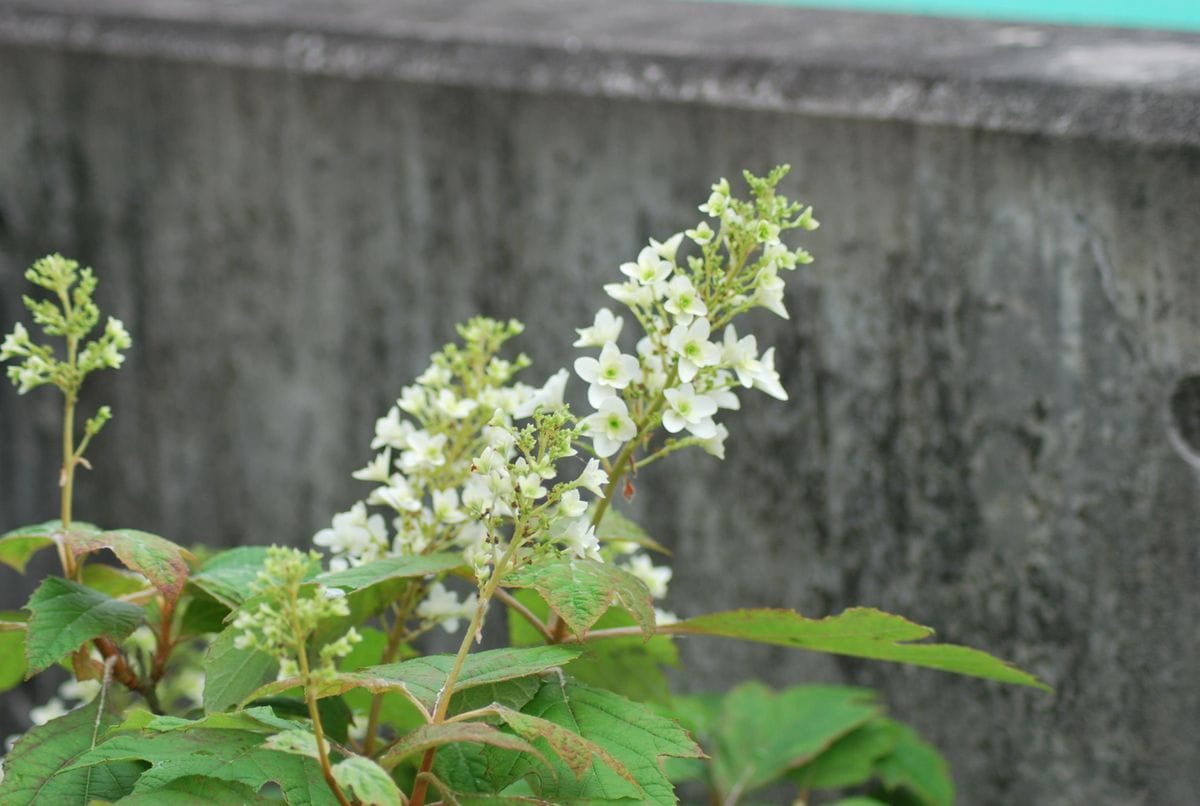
[{"x1": 296, "y1": 632, "x2": 352, "y2": 806}]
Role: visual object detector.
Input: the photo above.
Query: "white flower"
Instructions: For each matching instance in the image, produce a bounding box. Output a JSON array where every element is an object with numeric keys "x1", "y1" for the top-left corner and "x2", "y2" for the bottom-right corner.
[
  {"x1": 754, "y1": 266, "x2": 789, "y2": 319},
  {"x1": 371, "y1": 407, "x2": 412, "y2": 450},
  {"x1": 558, "y1": 518, "x2": 601, "y2": 560},
  {"x1": 649, "y1": 233, "x2": 685, "y2": 265},
  {"x1": 558, "y1": 489, "x2": 588, "y2": 518},
  {"x1": 654, "y1": 607, "x2": 679, "y2": 625},
  {"x1": 662, "y1": 383, "x2": 718, "y2": 438},
  {"x1": 400, "y1": 431, "x2": 447, "y2": 472},
  {"x1": 314, "y1": 502, "x2": 390, "y2": 558},
  {"x1": 417, "y1": 582, "x2": 478, "y2": 633},
  {"x1": 603, "y1": 280, "x2": 656, "y2": 308},
  {"x1": 582, "y1": 397, "x2": 637, "y2": 458},
  {"x1": 752, "y1": 348, "x2": 788, "y2": 401},
  {"x1": 431, "y1": 488, "x2": 467, "y2": 523},
  {"x1": 685, "y1": 221, "x2": 714, "y2": 245},
  {"x1": 700, "y1": 422, "x2": 729, "y2": 459},
  {"x1": 667, "y1": 318, "x2": 720, "y2": 383},
  {"x1": 662, "y1": 276, "x2": 707, "y2": 323},
  {"x1": 57, "y1": 678, "x2": 100, "y2": 704},
  {"x1": 621, "y1": 246, "x2": 673, "y2": 286},
  {"x1": 698, "y1": 178, "x2": 730, "y2": 217},
  {"x1": 576, "y1": 459, "x2": 608, "y2": 497},
  {"x1": 0, "y1": 323, "x2": 30, "y2": 360},
  {"x1": 369, "y1": 475, "x2": 423, "y2": 513},
  {"x1": 30, "y1": 698, "x2": 69, "y2": 726},
  {"x1": 415, "y1": 363, "x2": 452, "y2": 387},
  {"x1": 623, "y1": 554, "x2": 673, "y2": 599},
  {"x1": 512, "y1": 368, "x2": 569, "y2": 418},
  {"x1": 397, "y1": 386, "x2": 427, "y2": 416},
  {"x1": 574, "y1": 342, "x2": 641, "y2": 408},
  {"x1": 574, "y1": 308, "x2": 625, "y2": 348},
  {"x1": 721, "y1": 325, "x2": 763, "y2": 387},
  {"x1": 351, "y1": 451, "x2": 392, "y2": 483},
  {"x1": 434, "y1": 389, "x2": 478, "y2": 419}
]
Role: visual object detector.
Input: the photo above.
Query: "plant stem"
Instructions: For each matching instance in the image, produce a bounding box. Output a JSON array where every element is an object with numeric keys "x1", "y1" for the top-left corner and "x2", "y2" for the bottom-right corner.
[
  {"x1": 297, "y1": 637, "x2": 352, "y2": 806},
  {"x1": 494, "y1": 588, "x2": 552, "y2": 641},
  {"x1": 364, "y1": 584, "x2": 423, "y2": 756},
  {"x1": 409, "y1": 531, "x2": 525, "y2": 806}
]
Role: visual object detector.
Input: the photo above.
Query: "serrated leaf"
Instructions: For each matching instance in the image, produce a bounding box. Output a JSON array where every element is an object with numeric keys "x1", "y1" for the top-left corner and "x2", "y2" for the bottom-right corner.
[
  {"x1": 0, "y1": 698, "x2": 143, "y2": 805},
  {"x1": 595, "y1": 507, "x2": 671, "y2": 555},
  {"x1": 203, "y1": 624, "x2": 279, "y2": 713},
  {"x1": 489, "y1": 680, "x2": 702, "y2": 805},
  {"x1": 0, "y1": 521, "x2": 105, "y2": 573},
  {"x1": 113, "y1": 775, "x2": 271, "y2": 803},
  {"x1": 704, "y1": 683, "x2": 879, "y2": 798},
  {"x1": 489, "y1": 705, "x2": 638, "y2": 791},
  {"x1": 875, "y1": 719, "x2": 954, "y2": 806},
  {"x1": 63, "y1": 528, "x2": 194, "y2": 604},
  {"x1": 503, "y1": 559, "x2": 655, "y2": 638},
  {"x1": 24, "y1": 577, "x2": 143, "y2": 675},
  {"x1": 188, "y1": 546, "x2": 273, "y2": 608},
  {"x1": 358, "y1": 645, "x2": 583, "y2": 712},
  {"x1": 316, "y1": 553, "x2": 464, "y2": 593},
  {"x1": 379, "y1": 722, "x2": 543, "y2": 770},
  {"x1": 511, "y1": 590, "x2": 677, "y2": 705},
  {"x1": 65, "y1": 720, "x2": 337, "y2": 805},
  {"x1": 672, "y1": 608, "x2": 1049, "y2": 690},
  {"x1": 790, "y1": 716, "x2": 899, "y2": 791}
]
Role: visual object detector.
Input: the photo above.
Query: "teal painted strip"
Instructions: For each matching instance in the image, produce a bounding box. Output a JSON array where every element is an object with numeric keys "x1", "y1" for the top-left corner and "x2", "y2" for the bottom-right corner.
[{"x1": 704, "y1": 0, "x2": 1200, "y2": 32}]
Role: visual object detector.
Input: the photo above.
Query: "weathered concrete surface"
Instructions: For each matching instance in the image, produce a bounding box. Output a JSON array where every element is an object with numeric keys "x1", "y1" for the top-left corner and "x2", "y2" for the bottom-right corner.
[{"x1": 1, "y1": 2, "x2": 1199, "y2": 803}]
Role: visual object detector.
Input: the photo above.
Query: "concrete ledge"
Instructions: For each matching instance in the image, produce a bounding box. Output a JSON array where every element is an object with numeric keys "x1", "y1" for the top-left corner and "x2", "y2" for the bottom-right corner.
[{"x1": 1, "y1": 0, "x2": 1199, "y2": 147}]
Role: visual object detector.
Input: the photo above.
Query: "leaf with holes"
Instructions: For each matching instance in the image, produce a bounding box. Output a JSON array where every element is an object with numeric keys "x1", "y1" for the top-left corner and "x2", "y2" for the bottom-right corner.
[
  {"x1": 64, "y1": 716, "x2": 338, "y2": 805},
  {"x1": 503, "y1": 558, "x2": 655, "y2": 638},
  {"x1": 671, "y1": 608, "x2": 1048, "y2": 690},
  {"x1": 63, "y1": 528, "x2": 194, "y2": 604},
  {"x1": 0, "y1": 697, "x2": 144, "y2": 805},
  {"x1": 24, "y1": 577, "x2": 143, "y2": 675},
  {"x1": 487, "y1": 680, "x2": 702, "y2": 805},
  {"x1": 380, "y1": 722, "x2": 545, "y2": 771}
]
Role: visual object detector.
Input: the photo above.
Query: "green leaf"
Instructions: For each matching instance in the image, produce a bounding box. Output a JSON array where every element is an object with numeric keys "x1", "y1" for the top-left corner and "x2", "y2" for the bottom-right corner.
[
  {"x1": 703, "y1": 683, "x2": 879, "y2": 798},
  {"x1": 24, "y1": 577, "x2": 143, "y2": 675},
  {"x1": 0, "y1": 698, "x2": 144, "y2": 805},
  {"x1": 80, "y1": 564, "x2": 151, "y2": 599},
  {"x1": 315, "y1": 553, "x2": 464, "y2": 593},
  {"x1": 488, "y1": 680, "x2": 702, "y2": 805},
  {"x1": 379, "y1": 722, "x2": 543, "y2": 770},
  {"x1": 65, "y1": 718, "x2": 337, "y2": 805},
  {"x1": 503, "y1": 558, "x2": 655, "y2": 638},
  {"x1": 178, "y1": 593, "x2": 231, "y2": 636},
  {"x1": 188, "y1": 546, "x2": 273, "y2": 609},
  {"x1": 790, "y1": 717, "x2": 899, "y2": 791},
  {"x1": 252, "y1": 646, "x2": 584, "y2": 715},
  {"x1": 672, "y1": 608, "x2": 1049, "y2": 690},
  {"x1": 64, "y1": 528, "x2": 194, "y2": 604},
  {"x1": 875, "y1": 719, "x2": 954, "y2": 806},
  {"x1": 333, "y1": 756, "x2": 404, "y2": 806},
  {"x1": 511, "y1": 591, "x2": 677, "y2": 705},
  {"x1": 203, "y1": 624, "x2": 279, "y2": 713},
  {"x1": 0, "y1": 521, "x2": 107, "y2": 573},
  {"x1": 113, "y1": 775, "x2": 271, "y2": 803},
  {"x1": 0, "y1": 611, "x2": 28, "y2": 692},
  {"x1": 595, "y1": 507, "x2": 671, "y2": 556},
  {"x1": 356, "y1": 645, "x2": 583, "y2": 712}
]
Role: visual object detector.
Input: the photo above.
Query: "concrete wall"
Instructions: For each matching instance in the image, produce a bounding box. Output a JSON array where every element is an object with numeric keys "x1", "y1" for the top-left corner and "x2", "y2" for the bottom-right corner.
[{"x1": 2, "y1": 1, "x2": 1200, "y2": 802}]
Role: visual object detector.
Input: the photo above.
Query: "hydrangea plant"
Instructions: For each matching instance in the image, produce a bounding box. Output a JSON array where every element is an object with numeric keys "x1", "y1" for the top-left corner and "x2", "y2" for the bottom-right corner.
[{"x1": 0, "y1": 169, "x2": 1047, "y2": 805}]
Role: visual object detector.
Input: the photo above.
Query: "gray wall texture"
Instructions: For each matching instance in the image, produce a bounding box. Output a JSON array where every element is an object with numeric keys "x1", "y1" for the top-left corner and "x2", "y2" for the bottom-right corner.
[{"x1": 1, "y1": 1, "x2": 1200, "y2": 803}]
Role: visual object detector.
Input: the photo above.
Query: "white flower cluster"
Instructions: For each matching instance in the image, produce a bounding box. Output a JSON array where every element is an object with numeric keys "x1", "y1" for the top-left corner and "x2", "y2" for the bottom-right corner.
[{"x1": 574, "y1": 167, "x2": 816, "y2": 466}]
